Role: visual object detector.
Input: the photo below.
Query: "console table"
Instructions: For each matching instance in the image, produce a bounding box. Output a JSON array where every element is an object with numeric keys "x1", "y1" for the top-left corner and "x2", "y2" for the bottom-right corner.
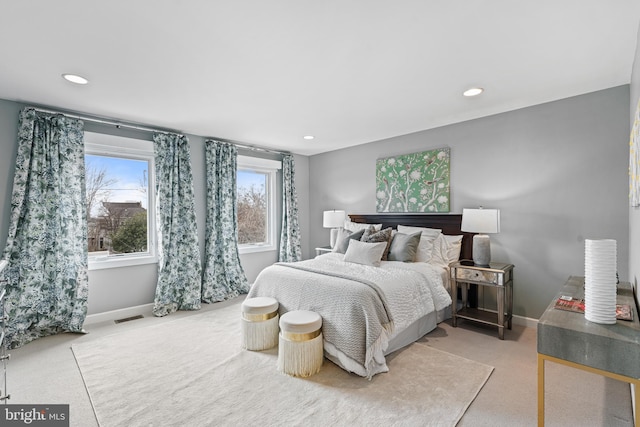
[{"x1": 537, "y1": 276, "x2": 640, "y2": 426}]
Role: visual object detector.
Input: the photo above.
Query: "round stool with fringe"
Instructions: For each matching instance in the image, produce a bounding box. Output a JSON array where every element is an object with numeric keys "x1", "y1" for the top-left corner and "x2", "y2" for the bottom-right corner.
[
  {"x1": 278, "y1": 310, "x2": 323, "y2": 377},
  {"x1": 241, "y1": 297, "x2": 279, "y2": 351}
]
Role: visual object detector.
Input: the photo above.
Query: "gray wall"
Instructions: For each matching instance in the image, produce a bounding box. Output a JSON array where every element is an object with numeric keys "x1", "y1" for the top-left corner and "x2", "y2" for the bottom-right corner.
[
  {"x1": 630, "y1": 24, "x2": 640, "y2": 298},
  {"x1": 309, "y1": 86, "x2": 630, "y2": 319},
  {"x1": 0, "y1": 84, "x2": 630, "y2": 320},
  {"x1": 0, "y1": 98, "x2": 310, "y2": 315}
]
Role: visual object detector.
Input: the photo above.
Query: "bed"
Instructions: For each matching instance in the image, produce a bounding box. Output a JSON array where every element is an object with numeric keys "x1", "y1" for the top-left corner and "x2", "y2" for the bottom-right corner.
[{"x1": 247, "y1": 213, "x2": 473, "y2": 378}]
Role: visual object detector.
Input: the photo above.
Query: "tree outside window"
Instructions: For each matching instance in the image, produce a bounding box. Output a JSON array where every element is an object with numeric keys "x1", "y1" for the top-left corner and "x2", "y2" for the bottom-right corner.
[
  {"x1": 85, "y1": 154, "x2": 150, "y2": 256},
  {"x1": 237, "y1": 170, "x2": 267, "y2": 245}
]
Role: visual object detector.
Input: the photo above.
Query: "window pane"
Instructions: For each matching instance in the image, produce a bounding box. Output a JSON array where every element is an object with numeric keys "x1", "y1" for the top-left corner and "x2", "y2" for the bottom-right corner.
[
  {"x1": 86, "y1": 154, "x2": 149, "y2": 255},
  {"x1": 237, "y1": 170, "x2": 267, "y2": 245}
]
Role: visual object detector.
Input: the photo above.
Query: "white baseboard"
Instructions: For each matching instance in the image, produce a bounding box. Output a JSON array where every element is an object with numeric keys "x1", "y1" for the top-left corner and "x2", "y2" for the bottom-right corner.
[
  {"x1": 85, "y1": 303, "x2": 154, "y2": 325},
  {"x1": 84, "y1": 302, "x2": 540, "y2": 329},
  {"x1": 467, "y1": 306, "x2": 538, "y2": 329},
  {"x1": 512, "y1": 314, "x2": 538, "y2": 329}
]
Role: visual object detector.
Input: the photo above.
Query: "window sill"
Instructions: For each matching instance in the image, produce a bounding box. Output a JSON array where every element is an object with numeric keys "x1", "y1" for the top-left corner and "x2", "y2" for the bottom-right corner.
[
  {"x1": 238, "y1": 245, "x2": 277, "y2": 255},
  {"x1": 88, "y1": 254, "x2": 157, "y2": 271}
]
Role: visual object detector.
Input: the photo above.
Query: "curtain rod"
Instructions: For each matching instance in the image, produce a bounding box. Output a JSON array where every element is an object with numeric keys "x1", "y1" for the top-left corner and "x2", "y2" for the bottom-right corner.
[
  {"x1": 32, "y1": 107, "x2": 178, "y2": 134},
  {"x1": 32, "y1": 106, "x2": 291, "y2": 156},
  {"x1": 213, "y1": 138, "x2": 291, "y2": 156}
]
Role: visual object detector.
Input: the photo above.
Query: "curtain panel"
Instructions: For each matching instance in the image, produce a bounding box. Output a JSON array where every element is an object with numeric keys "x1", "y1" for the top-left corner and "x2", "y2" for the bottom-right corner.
[
  {"x1": 202, "y1": 140, "x2": 249, "y2": 302},
  {"x1": 152, "y1": 132, "x2": 202, "y2": 317},
  {"x1": 1, "y1": 108, "x2": 88, "y2": 348},
  {"x1": 279, "y1": 154, "x2": 302, "y2": 262}
]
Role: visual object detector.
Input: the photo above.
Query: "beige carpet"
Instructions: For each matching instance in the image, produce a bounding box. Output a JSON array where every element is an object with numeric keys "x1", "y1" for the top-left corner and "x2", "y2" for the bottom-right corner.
[{"x1": 72, "y1": 302, "x2": 493, "y2": 427}]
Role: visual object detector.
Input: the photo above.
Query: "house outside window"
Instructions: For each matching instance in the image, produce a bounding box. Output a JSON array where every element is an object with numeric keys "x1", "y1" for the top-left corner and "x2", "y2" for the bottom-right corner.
[
  {"x1": 85, "y1": 132, "x2": 157, "y2": 270},
  {"x1": 237, "y1": 155, "x2": 280, "y2": 254}
]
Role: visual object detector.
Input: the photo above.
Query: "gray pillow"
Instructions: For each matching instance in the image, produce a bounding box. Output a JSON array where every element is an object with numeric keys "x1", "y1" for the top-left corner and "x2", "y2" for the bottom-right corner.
[
  {"x1": 361, "y1": 226, "x2": 393, "y2": 260},
  {"x1": 387, "y1": 231, "x2": 422, "y2": 262},
  {"x1": 333, "y1": 229, "x2": 365, "y2": 254}
]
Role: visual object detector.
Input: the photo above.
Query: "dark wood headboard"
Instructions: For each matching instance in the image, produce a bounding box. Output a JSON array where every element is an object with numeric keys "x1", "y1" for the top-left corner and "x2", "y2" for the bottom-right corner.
[{"x1": 348, "y1": 213, "x2": 473, "y2": 261}]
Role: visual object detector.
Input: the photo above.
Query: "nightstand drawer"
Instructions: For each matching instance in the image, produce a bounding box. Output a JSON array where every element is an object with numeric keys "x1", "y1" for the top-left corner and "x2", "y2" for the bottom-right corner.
[{"x1": 456, "y1": 268, "x2": 498, "y2": 284}]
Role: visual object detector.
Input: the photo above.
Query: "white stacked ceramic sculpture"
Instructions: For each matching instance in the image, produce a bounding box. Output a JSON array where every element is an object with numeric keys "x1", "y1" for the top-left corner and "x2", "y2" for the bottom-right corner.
[{"x1": 584, "y1": 239, "x2": 617, "y2": 325}]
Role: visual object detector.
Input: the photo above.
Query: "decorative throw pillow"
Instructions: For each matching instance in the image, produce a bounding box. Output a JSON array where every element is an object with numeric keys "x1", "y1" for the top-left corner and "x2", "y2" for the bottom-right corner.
[
  {"x1": 387, "y1": 231, "x2": 422, "y2": 262},
  {"x1": 343, "y1": 239, "x2": 388, "y2": 267},
  {"x1": 397, "y1": 225, "x2": 442, "y2": 263},
  {"x1": 360, "y1": 226, "x2": 393, "y2": 260},
  {"x1": 344, "y1": 220, "x2": 382, "y2": 233},
  {"x1": 332, "y1": 229, "x2": 366, "y2": 254}
]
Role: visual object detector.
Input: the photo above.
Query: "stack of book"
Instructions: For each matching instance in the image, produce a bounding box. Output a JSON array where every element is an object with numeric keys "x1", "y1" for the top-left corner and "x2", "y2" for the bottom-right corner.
[{"x1": 554, "y1": 295, "x2": 633, "y2": 321}]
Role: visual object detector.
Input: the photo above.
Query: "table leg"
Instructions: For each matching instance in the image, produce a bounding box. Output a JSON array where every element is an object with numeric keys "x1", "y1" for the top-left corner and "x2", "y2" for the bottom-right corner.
[
  {"x1": 451, "y1": 279, "x2": 458, "y2": 327},
  {"x1": 635, "y1": 382, "x2": 639, "y2": 427},
  {"x1": 461, "y1": 282, "x2": 468, "y2": 308},
  {"x1": 538, "y1": 354, "x2": 545, "y2": 427},
  {"x1": 507, "y1": 280, "x2": 513, "y2": 329},
  {"x1": 497, "y1": 286, "x2": 505, "y2": 340}
]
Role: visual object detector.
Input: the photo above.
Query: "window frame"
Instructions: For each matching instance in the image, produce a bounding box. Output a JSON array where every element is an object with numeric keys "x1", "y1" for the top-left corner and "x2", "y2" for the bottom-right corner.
[
  {"x1": 236, "y1": 155, "x2": 281, "y2": 255},
  {"x1": 84, "y1": 132, "x2": 157, "y2": 270}
]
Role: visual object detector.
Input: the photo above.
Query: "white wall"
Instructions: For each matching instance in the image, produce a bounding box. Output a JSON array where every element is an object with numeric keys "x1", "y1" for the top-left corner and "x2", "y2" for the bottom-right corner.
[{"x1": 309, "y1": 86, "x2": 630, "y2": 319}]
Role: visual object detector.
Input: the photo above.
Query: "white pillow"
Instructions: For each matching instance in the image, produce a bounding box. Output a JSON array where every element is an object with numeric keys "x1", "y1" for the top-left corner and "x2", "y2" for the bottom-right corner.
[
  {"x1": 444, "y1": 235, "x2": 463, "y2": 263},
  {"x1": 344, "y1": 220, "x2": 382, "y2": 233},
  {"x1": 397, "y1": 225, "x2": 442, "y2": 262},
  {"x1": 343, "y1": 239, "x2": 388, "y2": 267},
  {"x1": 430, "y1": 234, "x2": 464, "y2": 266},
  {"x1": 430, "y1": 234, "x2": 450, "y2": 267}
]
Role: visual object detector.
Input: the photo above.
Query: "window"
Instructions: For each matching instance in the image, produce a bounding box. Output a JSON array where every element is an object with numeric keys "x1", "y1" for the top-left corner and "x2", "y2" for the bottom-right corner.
[
  {"x1": 237, "y1": 156, "x2": 280, "y2": 254},
  {"x1": 84, "y1": 132, "x2": 157, "y2": 270}
]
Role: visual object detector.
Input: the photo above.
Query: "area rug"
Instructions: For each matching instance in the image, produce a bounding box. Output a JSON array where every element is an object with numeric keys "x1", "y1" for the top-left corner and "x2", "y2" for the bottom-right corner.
[{"x1": 72, "y1": 302, "x2": 493, "y2": 427}]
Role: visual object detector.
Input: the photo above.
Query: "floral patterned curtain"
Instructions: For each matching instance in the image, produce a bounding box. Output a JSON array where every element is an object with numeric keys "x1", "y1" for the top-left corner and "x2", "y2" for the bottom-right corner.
[
  {"x1": 152, "y1": 132, "x2": 202, "y2": 316},
  {"x1": 279, "y1": 154, "x2": 302, "y2": 262},
  {"x1": 202, "y1": 140, "x2": 249, "y2": 301},
  {"x1": 0, "y1": 108, "x2": 88, "y2": 348}
]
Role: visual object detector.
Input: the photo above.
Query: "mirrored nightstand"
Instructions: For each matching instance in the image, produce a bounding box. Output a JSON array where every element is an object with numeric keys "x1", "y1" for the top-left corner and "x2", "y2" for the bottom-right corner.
[{"x1": 450, "y1": 261, "x2": 514, "y2": 339}]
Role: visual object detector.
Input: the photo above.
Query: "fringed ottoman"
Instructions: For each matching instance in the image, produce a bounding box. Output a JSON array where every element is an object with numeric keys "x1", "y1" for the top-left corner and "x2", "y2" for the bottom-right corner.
[
  {"x1": 277, "y1": 310, "x2": 323, "y2": 377},
  {"x1": 241, "y1": 297, "x2": 279, "y2": 351}
]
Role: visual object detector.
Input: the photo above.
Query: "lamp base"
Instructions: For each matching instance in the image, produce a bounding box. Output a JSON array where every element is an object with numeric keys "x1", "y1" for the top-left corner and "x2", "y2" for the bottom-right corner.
[
  {"x1": 329, "y1": 228, "x2": 339, "y2": 249},
  {"x1": 472, "y1": 234, "x2": 491, "y2": 267}
]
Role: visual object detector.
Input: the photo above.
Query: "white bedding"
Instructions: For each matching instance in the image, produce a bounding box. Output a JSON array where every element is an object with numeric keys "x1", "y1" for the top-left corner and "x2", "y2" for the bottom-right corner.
[{"x1": 247, "y1": 253, "x2": 451, "y2": 378}]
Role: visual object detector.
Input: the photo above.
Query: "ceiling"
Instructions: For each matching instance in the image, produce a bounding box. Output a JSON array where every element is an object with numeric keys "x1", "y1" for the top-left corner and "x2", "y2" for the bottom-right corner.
[{"x1": 1, "y1": 1, "x2": 639, "y2": 156}]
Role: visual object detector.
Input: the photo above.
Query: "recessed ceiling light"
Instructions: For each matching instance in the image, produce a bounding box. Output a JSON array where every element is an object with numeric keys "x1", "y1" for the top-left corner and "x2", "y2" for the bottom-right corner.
[
  {"x1": 463, "y1": 87, "x2": 484, "y2": 97},
  {"x1": 303, "y1": 135, "x2": 315, "y2": 140},
  {"x1": 62, "y1": 74, "x2": 89, "y2": 85}
]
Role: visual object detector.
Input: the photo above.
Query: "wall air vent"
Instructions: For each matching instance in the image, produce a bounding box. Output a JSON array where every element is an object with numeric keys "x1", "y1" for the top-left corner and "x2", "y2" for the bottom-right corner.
[{"x1": 114, "y1": 315, "x2": 144, "y2": 324}]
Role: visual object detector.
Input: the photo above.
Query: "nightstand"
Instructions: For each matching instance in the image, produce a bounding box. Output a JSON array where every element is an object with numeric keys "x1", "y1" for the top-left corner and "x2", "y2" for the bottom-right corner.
[
  {"x1": 450, "y1": 261, "x2": 514, "y2": 339},
  {"x1": 315, "y1": 246, "x2": 332, "y2": 256}
]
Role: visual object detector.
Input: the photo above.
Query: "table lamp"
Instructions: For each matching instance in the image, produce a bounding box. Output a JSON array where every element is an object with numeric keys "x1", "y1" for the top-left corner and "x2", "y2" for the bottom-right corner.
[
  {"x1": 323, "y1": 210, "x2": 345, "y2": 248},
  {"x1": 461, "y1": 207, "x2": 500, "y2": 266}
]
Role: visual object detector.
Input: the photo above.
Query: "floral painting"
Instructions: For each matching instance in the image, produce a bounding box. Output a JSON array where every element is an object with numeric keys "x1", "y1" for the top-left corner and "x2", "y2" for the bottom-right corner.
[{"x1": 376, "y1": 147, "x2": 450, "y2": 212}]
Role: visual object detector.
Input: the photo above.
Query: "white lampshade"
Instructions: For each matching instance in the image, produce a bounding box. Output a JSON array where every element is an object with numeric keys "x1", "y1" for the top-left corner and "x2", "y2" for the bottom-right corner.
[
  {"x1": 323, "y1": 210, "x2": 345, "y2": 228},
  {"x1": 461, "y1": 208, "x2": 500, "y2": 266},
  {"x1": 461, "y1": 208, "x2": 500, "y2": 234}
]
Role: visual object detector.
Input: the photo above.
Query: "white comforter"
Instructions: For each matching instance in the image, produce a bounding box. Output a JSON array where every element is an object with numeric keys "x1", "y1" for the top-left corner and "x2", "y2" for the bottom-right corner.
[{"x1": 247, "y1": 253, "x2": 451, "y2": 378}]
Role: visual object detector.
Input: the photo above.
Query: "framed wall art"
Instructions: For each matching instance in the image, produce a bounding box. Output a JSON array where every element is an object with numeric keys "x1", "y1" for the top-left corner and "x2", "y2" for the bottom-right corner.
[{"x1": 376, "y1": 147, "x2": 450, "y2": 213}]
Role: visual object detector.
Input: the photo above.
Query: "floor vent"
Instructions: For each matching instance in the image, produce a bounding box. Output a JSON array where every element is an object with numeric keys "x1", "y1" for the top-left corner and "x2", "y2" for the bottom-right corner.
[{"x1": 114, "y1": 315, "x2": 144, "y2": 324}]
